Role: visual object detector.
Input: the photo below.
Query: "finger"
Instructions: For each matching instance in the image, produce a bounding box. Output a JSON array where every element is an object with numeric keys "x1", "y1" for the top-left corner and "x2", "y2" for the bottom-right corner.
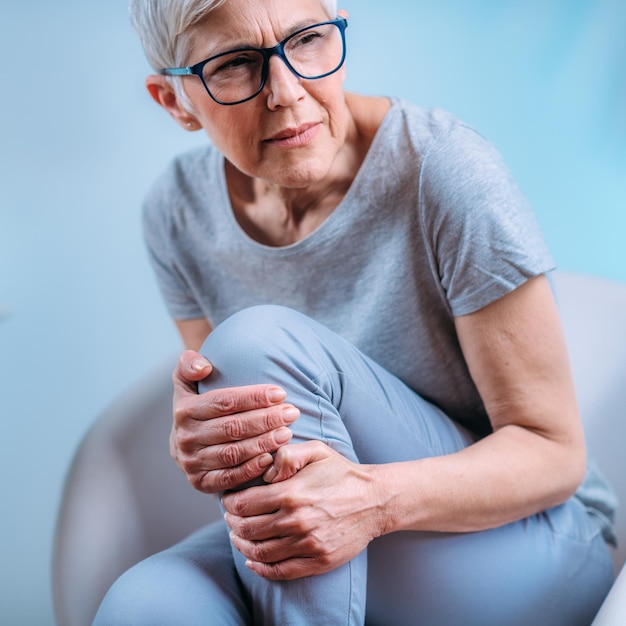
[
  {"x1": 230, "y1": 533, "x2": 297, "y2": 565},
  {"x1": 245, "y1": 556, "x2": 326, "y2": 581},
  {"x1": 193, "y1": 452, "x2": 274, "y2": 493},
  {"x1": 263, "y1": 441, "x2": 331, "y2": 483},
  {"x1": 181, "y1": 426, "x2": 294, "y2": 474},
  {"x1": 179, "y1": 405, "x2": 299, "y2": 450},
  {"x1": 225, "y1": 512, "x2": 282, "y2": 542},
  {"x1": 174, "y1": 350, "x2": 213, "y2": 388},
  {"x1": 175, "y1": 384, "x2": 289, "y2": 426},
  {"x1": 222, "y1": 480, "x2": 284, "y2": 517}
]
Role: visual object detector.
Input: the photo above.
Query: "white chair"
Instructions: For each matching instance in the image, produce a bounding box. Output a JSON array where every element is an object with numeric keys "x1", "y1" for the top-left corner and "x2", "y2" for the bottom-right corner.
[
  {"x1": 554, "y1": 273, "x2": 626, "y2": 626},
  {"x1": 52, "y1": 271, "x2": 626, "y2": 626}
]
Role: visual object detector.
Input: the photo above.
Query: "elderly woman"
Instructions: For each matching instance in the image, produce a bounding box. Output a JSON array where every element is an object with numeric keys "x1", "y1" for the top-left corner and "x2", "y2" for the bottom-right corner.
[{"x1": 95, "y1": 0, "x2": 616, "y2": 624}]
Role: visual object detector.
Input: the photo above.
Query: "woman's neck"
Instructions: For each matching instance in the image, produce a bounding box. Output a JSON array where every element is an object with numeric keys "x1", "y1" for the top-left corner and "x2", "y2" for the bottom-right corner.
[{"x1": 227, "y1": 93, "x2": 391, "y2": 247}]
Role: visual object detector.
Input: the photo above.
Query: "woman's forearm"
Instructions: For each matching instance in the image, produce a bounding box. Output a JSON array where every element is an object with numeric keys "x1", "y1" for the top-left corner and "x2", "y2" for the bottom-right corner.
[{"x1": 371, "y1": 424, "x2": 586, "y2": 537}]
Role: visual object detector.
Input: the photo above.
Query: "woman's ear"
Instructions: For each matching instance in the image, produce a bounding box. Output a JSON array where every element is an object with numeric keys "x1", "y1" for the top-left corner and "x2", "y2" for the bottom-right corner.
[{"x1": 145, "y1": 75, "x2": 201, "y2": 131}]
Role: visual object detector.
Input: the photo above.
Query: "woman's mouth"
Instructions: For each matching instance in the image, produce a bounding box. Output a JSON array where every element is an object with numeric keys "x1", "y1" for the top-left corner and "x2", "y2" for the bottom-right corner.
[{"x1": 265, "y1": 123, "x2": 321, "y2": 148}]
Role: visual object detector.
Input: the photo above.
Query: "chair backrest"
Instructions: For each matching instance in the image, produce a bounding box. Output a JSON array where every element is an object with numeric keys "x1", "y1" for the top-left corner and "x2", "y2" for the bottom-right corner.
[
  {"x1": 52, "y1": 271, "x2": 626, "y2": 626},
  {"x1": 552, "y1": 271, "x2": 626, "y2": 570},
  {"x1": 52, "y1": 358, "x2": 222, "y2": 626}
]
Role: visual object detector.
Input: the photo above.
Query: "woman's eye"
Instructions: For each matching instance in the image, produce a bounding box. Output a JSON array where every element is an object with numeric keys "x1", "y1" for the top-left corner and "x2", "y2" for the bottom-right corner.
[
  {"x1": 209, "y1": 53, "x2": 261, "y2": 77},
  {"x1": 218, "y1": 56, "x2": 253, "y2": 72},
  {"x1": 292, "y1": 30, "x2": 323, "y2": 48}
]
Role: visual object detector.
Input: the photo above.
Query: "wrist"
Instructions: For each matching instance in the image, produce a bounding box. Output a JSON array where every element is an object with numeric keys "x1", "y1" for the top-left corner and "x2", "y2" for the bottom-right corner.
[{"x1": 366, "y1": 464, "x2": 399, "y2": 538}]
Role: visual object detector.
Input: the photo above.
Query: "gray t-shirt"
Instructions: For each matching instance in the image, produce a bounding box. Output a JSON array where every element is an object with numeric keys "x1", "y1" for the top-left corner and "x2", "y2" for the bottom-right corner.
[{"x1": 143, "y1": 99, "x2": 616, "y2": 538}]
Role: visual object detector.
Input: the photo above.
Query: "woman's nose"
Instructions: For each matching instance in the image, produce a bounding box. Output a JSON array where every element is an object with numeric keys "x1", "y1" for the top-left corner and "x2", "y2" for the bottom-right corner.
[{"x1": 264, "y1": 55, "x2": 306, "y2": 109}]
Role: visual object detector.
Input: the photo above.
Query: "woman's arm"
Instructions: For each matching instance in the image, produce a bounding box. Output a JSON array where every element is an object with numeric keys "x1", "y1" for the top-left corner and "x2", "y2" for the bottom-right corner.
[
  {"x1": 222, "y1": 274, "x2": 587, "y2": 580},
  {"x1": 175, "y1": 318, "x2": 213, "y2": 351},
  {"x1": 374, "y1": 273, "x2": 586, "y2": 534}
]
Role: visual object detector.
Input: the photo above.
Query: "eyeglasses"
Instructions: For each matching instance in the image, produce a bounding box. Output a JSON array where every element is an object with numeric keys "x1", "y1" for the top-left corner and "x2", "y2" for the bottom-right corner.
[{"x1": 160, "y1": 17, "x2": 348, "y2": 106}]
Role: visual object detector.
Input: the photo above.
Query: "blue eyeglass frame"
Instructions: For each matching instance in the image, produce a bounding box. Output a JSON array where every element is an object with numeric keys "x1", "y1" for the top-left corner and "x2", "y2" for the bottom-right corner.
[{"x1": 159, "y1": 17, "x2": 348, "y2": 106}]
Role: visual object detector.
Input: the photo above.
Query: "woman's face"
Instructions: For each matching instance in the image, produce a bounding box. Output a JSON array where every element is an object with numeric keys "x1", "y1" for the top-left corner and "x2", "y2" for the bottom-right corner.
[{"x1": 180, "y1": 0, "x2": 349, "y2": 189}]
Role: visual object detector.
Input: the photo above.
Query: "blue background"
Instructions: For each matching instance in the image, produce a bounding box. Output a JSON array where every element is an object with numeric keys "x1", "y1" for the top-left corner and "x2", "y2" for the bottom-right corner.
[{"x1": 1, "y1": 0, "x2": 624, "y2": 623}]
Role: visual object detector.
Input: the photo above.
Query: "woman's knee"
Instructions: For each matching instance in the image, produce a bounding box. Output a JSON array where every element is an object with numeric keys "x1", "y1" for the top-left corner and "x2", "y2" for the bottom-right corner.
[
  {"x1": 203, "y1": 305, "x2": 307, "y2": 355},
  {"x1": 93, "y1": 555, "x2": 180, "y2": 625},
  {"x1": 93, "y1": 549, "x2": 249, "y2": 626},
  {"x1": 200, "y1": 305, "x2": 325, "y2": 389}
]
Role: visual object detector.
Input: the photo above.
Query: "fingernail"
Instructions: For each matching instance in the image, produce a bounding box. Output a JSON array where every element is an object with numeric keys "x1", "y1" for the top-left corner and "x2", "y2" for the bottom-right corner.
[
  {"x1": 192, "y1": 358, "x2": 210, "y2": 372},
  {"x1": 274, "y1": 427, "x2": 292, "y2": 444},
  {"x1": 282, "y1": 407, "x2": 300, "y2": 423},
  {"x1": 259, "y1": 453, "x2": 274, "y2": 468},
  {"x1": 264, "y1": 465, "x2": 278, "y2": 483},
  {"x1": 268, "y1": 387, "x2": 286, "y2": 403}
]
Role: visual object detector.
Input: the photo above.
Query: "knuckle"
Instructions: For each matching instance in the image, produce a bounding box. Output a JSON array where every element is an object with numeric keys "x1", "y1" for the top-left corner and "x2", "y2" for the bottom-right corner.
[
  {"x1": 226, "y1": 495, "x2": 245, "y2": 516},
  {"x1": 319, "y1": 548, "x2": 334, "y2": 566},
  {"x1": 210, "y1": 471, "x2": 231, "y2": 492},
  {"x1": 189, "y1": 474, "x2": 204, "y2": 491},
  {"x1": 252, "y1": 386, "x2": 274, "y2": 407},
  {"x1": 262, "y1": 406, "x2": 282, "y2": 430},
  {"x1": 215, "y1": 467, "x2": 251, "y2": 493},
  {"x1": 250, "y1": 542, "x2": 272, "y2": 562},
  {"x1": 211, "y1": 390, "x2": 237, "y2": 413},
  {"x1": 179, "y1": 454, "x2": 200, "y2": 478},
  {"x1": 290, "y1": 511, "x2": 309, "y2": 533},
  {"x1": 218, "y1": 442, "x2": 243, "y2": 467},
  {"x1": 235, "y1": 520, "x2": 254, "y2": 540},
  {"x1": 173, "y1": 400, "x2": 193, "y2": 425},
  {"x1": 175, "y1": 429, "x2": 197, "y2": 454},
  {"x1": 305, "y1": 533, "x2": 325, "y2": 553},
  {"x1": 274, "y1": 569, "x2": 290, "y2": 581},
  {"x1": 277, "y1": 487, "x2": 299, "y2": 510},
  {"x1": 223, "y1": 417, "x2": 246, "y2": 441},
  {"x1": 188, "y1": 469, "x2": 209, "y2": 492},
  {"x1": 299, "y1": 535, "x2": 315, "y2": 554},
  {"x1": 192, "y1": 468, "x2": 223, "y2": 494},
  {"x1": 256, "y1": 434, "x2": 279, "y2": 455}
]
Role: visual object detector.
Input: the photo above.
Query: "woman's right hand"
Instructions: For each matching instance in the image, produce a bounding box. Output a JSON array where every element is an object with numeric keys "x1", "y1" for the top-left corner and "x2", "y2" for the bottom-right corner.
[{"x1": 171, "y1": 350, "x2": 299, "y2": 494}]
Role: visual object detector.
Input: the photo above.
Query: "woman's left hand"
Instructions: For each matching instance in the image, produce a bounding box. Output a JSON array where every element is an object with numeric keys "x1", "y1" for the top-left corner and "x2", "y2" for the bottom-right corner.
[{"x1": 222, "y1": 441, "x2": 384, "y2": 580}]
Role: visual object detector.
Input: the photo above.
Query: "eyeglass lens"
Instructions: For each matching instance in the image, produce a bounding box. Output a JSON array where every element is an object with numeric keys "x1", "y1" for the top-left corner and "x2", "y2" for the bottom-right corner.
[{"x1": 202, "y1": 22, "x2": 344, "y2": 104}]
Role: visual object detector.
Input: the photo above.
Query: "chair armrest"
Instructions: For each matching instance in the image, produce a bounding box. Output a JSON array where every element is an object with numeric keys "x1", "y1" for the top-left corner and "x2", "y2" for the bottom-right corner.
[{"x1": 592, "y1": 563, "x2": 626, "y2": 625}]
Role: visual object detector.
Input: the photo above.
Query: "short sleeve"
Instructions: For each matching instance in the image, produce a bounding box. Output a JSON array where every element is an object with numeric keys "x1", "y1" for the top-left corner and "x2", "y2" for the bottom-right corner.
[
  {"x1": 142, "y1": 172, "x2": 205, "y2": 321},
  {"x1": 419, "y1": 122, "x2": 555, "y2": 316}
]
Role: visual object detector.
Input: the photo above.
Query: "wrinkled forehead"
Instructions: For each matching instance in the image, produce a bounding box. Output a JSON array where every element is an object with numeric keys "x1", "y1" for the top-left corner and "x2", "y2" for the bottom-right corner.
[{"x1": 182, "y1": 0, "x2": 335, "y2": 64}]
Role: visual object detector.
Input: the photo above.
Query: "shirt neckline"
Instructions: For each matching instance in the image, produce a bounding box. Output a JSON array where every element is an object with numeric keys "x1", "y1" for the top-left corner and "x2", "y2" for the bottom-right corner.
[{"x1": 215, "y1": 98, "x2": 400, "y2": 256}]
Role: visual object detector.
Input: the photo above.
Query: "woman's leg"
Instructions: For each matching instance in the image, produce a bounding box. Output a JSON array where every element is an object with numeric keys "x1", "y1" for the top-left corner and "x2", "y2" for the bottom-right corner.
[
  {"x1": 200, "y1": 305, "x2": 473, "y2": 625},
  {"x1": 92, "y1": 521, "x2": 251, "y2": 625},
  {"x1": 200, "y1": 305, "x2": 614, "y2": 626},
  {"x1": 365, "y1": 502, "x2": 614, "y2": 626}
]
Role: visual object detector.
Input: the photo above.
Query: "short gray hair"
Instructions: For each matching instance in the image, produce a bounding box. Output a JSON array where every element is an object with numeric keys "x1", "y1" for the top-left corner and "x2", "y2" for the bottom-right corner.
[
  {"x1": 130, "y1": 0, "x2": 338, "y2": 110},
  {"x1": 129, "y1": 0, "x2": 338, "y2": 71}
]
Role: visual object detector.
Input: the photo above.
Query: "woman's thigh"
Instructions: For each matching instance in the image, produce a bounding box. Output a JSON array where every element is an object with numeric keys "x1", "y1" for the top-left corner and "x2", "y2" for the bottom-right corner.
[{"x1": 366, "y1": 498, "x2": 614, "y2": 626}]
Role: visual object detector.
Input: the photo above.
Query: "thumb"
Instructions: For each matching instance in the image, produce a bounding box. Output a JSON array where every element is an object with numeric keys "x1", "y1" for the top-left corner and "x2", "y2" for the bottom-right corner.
[
  {"x1": 263, "y1": 441, "x2": 330, "y2": 483},
  {"x1": 174, "y1": 350, "x2": 213, "y2": 387}
]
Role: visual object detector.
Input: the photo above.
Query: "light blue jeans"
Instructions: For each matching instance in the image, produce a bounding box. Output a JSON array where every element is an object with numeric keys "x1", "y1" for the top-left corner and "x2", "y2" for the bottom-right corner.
[{"x1": 94, "y1": 305, "x2": 614, "y2": 626}]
